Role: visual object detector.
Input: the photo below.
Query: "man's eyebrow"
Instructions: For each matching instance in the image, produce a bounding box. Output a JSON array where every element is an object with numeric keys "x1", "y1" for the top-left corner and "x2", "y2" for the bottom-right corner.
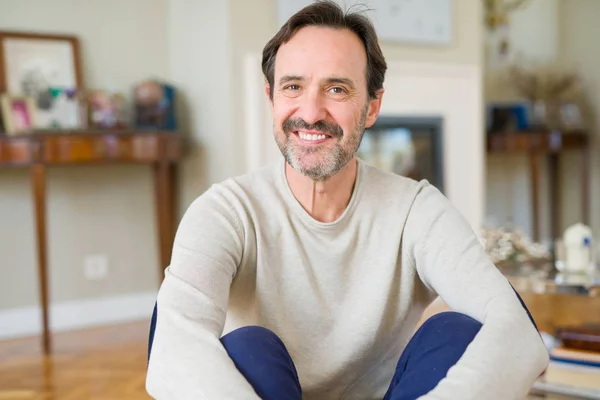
[
  {"x1": 279, "y1": 75, "x2": 304, "y2": 85},
  {"x1": 323, "y1": 77, "x2": 355, "y2": 89}
]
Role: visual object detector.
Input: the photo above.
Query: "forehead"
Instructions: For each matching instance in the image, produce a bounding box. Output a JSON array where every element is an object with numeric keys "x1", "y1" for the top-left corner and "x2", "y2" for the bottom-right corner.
[{"x1": 275, "y1": 26, "x2": 367, "y2": 83}]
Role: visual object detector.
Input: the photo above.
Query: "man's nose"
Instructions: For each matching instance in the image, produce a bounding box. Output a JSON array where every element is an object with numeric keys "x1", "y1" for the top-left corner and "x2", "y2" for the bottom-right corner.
[{"x1": 297, "y1": 91, "x2": 327, "y2": 125}]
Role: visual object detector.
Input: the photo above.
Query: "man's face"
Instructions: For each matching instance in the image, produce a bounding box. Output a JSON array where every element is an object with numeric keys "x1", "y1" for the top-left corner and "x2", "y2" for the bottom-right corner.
[{"x1": 267, "y1": 26, "x2": 383, "y2": 181}]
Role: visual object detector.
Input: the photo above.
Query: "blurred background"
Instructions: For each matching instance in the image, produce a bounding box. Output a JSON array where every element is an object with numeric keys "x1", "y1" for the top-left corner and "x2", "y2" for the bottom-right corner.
[{"x1": 0, "y1": 0, "x2": 599, "y2": 398}]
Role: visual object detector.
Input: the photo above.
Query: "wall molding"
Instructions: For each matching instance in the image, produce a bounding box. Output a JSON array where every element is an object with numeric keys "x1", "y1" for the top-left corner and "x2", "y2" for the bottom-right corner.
[{"x1": 0, "y1": 291, "x2": 157, "y2": 340}]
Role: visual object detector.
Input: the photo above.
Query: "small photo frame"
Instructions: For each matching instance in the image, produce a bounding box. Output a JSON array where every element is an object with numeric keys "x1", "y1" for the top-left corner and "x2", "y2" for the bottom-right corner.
[
  {"x1": 133, "y1": 80, "x2": 177, "y2": 131},
  {"x1": 0, "y1": 94, "x2": 37, "y2": 135},
  {"x1": 486, "y1": 102, "x2": 531, "y2": 134}
]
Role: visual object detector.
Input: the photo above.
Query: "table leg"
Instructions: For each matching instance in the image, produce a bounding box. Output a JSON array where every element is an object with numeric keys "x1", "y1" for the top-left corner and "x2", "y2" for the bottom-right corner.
[
  {"x1": 581, "y1": 143, "x2": 590, "y2": 225},
  {"x1": 31, "y1": 163, "x2": 51, "y2": 354},
  {"x1": 547, "y1": 154, "x2": 561, "y2": 241},
  {"x1": 154, "y1": 162, "x2": 177, "y2": 282},
  {"x1": 529, "y1": 153, "x2": 541, "y2": 242}
]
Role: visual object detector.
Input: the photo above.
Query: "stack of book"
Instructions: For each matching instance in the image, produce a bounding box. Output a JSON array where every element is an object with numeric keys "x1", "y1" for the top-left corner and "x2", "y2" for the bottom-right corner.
[{"x1": 534, "y1": 325, "x2": 600, "y2": 398}]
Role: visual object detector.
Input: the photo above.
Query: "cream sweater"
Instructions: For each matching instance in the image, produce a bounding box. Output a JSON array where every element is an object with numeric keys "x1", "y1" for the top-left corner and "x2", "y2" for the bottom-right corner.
[{"x1": 146, "y1": 157, "x2": 548, "y2": 400}]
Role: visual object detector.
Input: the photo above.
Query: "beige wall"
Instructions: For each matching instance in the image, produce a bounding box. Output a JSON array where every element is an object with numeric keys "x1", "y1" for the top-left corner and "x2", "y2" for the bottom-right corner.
[
  {"x1": 483, "y1": 0, "x2": 560, "y2": 242},
  {"x1": 484, "y1": 0, "x2": 560, "y2": 101},
  {"x1": 558, "y1": 0, "x2": 600, "y2": 237},
  {"x1": 484, "y1": 0, "x2": 599, "y2": 244},
  {"x1": 229, "y1": 0, "x2": 483, "y2": 95},
  {"x1": 0, "y1": 0, "x2": 168, "y2": 309},
  {"x1": 380, "y1": 0, "x2": 482, "y2": 65},
  {"x1": 167, "y1": 0, "x2": 233, "y2": 208}
]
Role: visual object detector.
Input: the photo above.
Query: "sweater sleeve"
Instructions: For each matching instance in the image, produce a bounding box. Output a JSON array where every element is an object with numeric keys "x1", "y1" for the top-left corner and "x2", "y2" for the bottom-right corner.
[
  {"x1": 146, "y1": 185, "x2": 261, "y2": 399},
  {"x1": 405, "y1": 182, "x2": 549, "y2": 400}
]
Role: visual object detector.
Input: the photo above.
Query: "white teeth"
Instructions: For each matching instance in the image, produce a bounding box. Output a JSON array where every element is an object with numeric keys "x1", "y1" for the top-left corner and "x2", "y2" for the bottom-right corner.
[{"x1": 298, "y1": 133, "x2": 327, "y2": 141}]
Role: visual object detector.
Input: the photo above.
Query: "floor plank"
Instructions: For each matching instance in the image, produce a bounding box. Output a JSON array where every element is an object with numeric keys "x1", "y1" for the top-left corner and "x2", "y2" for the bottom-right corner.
[
  {"x1": 0, "y1": 318, "x2": 570, "y2": 399},
  {"x1": 0, "y1": 321, "x2": 151, "y2": 400}
]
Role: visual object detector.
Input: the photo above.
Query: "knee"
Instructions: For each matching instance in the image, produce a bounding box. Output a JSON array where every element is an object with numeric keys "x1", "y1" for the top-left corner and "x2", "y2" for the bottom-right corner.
[
  {"x1": 419, "y1": 311, "x2": 482, "y2": 345},
  {"x1": 221, "y1": 326, "x2": 283, "y2": 353}
]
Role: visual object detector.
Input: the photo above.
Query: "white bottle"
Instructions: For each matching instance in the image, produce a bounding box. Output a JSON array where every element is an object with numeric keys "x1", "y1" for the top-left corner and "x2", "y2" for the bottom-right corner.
[{"x1": 563, "y1": 223, "x2": 594, "y2": 274}]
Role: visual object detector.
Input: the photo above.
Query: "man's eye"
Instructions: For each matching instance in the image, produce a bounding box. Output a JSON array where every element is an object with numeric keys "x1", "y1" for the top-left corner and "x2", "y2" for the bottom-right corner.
[
  {"x1": 284, "y1": 84, "x2": 300, "y2": 90},
  {"x1": 329, "y1": 87, "x2": 346, "y2": 94}
]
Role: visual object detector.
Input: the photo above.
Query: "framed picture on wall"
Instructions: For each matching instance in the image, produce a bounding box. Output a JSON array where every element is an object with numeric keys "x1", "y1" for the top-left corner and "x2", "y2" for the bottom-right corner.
[
  {"x1": 277, "y1": 0, "x2": 453, "y2": 45},
  {"x1": 0, "y1": 30, "x2": 84, "y2": 130}
]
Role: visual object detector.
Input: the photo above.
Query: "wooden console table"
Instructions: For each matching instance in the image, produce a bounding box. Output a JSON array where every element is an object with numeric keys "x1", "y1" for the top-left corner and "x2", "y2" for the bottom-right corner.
[
  {"x1": 0, "y1": 129, "x2": 183, "y2": 354},
  {"x1": 487, "y1": 130, "x2": 591, "y2": 242}
]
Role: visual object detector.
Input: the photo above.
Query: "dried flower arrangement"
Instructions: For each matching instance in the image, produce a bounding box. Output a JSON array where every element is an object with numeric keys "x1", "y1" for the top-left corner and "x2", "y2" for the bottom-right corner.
[
  {"x1": 507, "y1": 62, "x2": 593, "y2": 130},
  {"x1": 508, "y1": 63, "x2": 579, "y2": 102},
  {"x1": 479, "y1": 226, "x2": 551, "y2": 273}
]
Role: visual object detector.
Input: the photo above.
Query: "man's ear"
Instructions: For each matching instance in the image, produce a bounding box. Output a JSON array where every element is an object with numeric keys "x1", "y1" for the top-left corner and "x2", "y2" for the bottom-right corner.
[
  {"x1": 264, "y1": 82, "x2": 274, "y2": 110},
  {"x1": 365, "y1": 88, "x2": 384, "y2": 128}
]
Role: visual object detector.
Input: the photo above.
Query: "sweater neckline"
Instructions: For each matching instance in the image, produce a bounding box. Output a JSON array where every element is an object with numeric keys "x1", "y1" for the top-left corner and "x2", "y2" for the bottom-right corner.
[{"x1": 278, "y1": 156, "x2": 364, "y2": 229}]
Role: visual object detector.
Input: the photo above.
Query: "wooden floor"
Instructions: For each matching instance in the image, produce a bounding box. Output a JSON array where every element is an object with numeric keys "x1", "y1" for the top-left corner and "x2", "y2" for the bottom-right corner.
[
  {"x1": 0, "y1": 321, "x2": 151, "y2": 400},
  {"x1": 0, "y1": 312, "x2": 589, "y2": 399}
]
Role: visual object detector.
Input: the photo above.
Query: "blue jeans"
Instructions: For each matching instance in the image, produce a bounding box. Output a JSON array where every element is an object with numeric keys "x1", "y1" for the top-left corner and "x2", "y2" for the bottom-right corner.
[
  {"x1": 219, "y1": 290, "x2": 537, "y2": 400},
  {"x1": 149, "y1": 290, "x2": 537, "y2": 400},
  {"x1": 221, "y1": 312, "x2": 480, "y2": 400}
]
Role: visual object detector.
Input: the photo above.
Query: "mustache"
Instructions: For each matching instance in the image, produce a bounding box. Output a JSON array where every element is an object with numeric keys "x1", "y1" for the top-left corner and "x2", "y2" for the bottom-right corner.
[{"x1": 282, "y1": 118, "x2": 343, "y2": 139}]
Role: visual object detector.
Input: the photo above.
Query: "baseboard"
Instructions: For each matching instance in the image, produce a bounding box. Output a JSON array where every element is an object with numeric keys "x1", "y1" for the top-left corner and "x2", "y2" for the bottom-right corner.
[{"x1": 0, "y1": 291, "x2": 157, "y2": 340}]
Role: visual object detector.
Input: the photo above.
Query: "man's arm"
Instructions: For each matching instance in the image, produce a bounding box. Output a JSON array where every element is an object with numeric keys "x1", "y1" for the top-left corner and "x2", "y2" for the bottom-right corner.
[
  {"x1": 146, "y1": 186, "x2": 261, "y2": 399},
  {"x1": 404, "y1": 182, "x2": 549, "y2": 400}
]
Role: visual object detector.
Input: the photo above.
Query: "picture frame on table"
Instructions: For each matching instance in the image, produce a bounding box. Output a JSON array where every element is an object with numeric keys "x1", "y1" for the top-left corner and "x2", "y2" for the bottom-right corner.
[
  {"x1": 133, "y1": 80, "x2": 177, "y2": 131},
  {"x1": 0, "y1": 30, "x2": 84, "y2": 130},
  {"x1": 0, "y1": 94, "x2": 38, "y2": 135},
  {"x1": 486, "y1": 102, "x2": 531, "y2": 134}
]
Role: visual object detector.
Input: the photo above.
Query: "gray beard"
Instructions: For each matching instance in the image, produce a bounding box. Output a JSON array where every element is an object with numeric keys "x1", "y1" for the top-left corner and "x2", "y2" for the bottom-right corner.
[{"x1": 275, "y1": 107, "x2": 368, "y2": 181}]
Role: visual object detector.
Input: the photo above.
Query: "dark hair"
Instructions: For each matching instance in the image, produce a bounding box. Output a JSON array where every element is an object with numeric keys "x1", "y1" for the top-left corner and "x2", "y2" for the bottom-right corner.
[{"x1": 262, "y1": 0, "x2": 387, "y2": 100}]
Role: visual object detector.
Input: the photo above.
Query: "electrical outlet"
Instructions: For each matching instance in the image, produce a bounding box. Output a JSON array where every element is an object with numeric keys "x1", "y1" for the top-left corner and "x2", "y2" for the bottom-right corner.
[{"x1": 84, "y1": 254, "x2": 109, "y2": 281}]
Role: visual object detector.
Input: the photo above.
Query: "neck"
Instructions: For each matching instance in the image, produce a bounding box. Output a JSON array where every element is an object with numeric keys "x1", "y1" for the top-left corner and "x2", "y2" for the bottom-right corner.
[{"x1": 285, "y1": 158, "x2": 358, "y2": 223}]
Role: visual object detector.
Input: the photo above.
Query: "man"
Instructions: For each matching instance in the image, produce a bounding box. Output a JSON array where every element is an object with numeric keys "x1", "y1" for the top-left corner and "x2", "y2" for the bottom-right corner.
[{"x1": 146, "y1": 1, "x2": 549, "y2": 399}]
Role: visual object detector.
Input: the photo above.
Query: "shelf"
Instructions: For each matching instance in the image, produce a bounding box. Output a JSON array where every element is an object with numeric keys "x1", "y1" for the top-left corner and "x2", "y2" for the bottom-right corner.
[
  {"x1": 532, "y1": 378, "x2": 600, "y2": 399},
  {"x1": 0, "y1": 129, "x2": 183, "y2": 166},
  {"x1": 0, "y1": 128, "x2": 178, "y2": 138},
  {"x1": 487, "y1": 131, "x2": 590, "y2": 154}
]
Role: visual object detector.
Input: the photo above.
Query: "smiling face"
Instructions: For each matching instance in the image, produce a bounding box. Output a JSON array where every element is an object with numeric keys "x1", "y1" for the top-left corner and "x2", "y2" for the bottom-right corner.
[{"x1": 267, "y1": 26, "x2": 383, "y2": 181}]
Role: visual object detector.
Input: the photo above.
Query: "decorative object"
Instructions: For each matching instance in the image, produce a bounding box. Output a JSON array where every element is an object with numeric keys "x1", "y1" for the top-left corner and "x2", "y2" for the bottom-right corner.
[
  {"x1": 88, "y1": 90, "x2": 128, "y2": 129},
  {"x1": 133, "y1": 80, "x2": 176, "y2": 131},
  {"x1": 479, "y1": 225, "x2": 551, "y2": 272},
  {"x1": 486, "y1": 24, "x2": 511, "y2": 67},
  {"x1": 483, "y1": 0, "x2": 533, "y2": 67},
  {"x1": 557, "y1": 223, "x2": 595, "y2": 275},
  {"x1": 486, "y1": 102, "x2": 530, "y2": 133},
  {"x1": 484, "y1": 0, "x2": 532, "y2": 30},
  {"x1": 0, "y1": 31, "x2": 83, "y2": 129},
  {"x1": 277, "y1": 0, "x2": 453, "y2": 45},
  {"x1": 507, "y1": 62, "x2": 591, "y2": 130},
  {"x1": 0, "y1": 94, "x2": 37, "y2": 135}
]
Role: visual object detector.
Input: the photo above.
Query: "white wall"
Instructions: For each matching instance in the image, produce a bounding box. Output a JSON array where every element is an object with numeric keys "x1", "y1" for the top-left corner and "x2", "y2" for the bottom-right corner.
[{"x1": 0, "y1": 0, "x2": 168, "y2": 311}]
